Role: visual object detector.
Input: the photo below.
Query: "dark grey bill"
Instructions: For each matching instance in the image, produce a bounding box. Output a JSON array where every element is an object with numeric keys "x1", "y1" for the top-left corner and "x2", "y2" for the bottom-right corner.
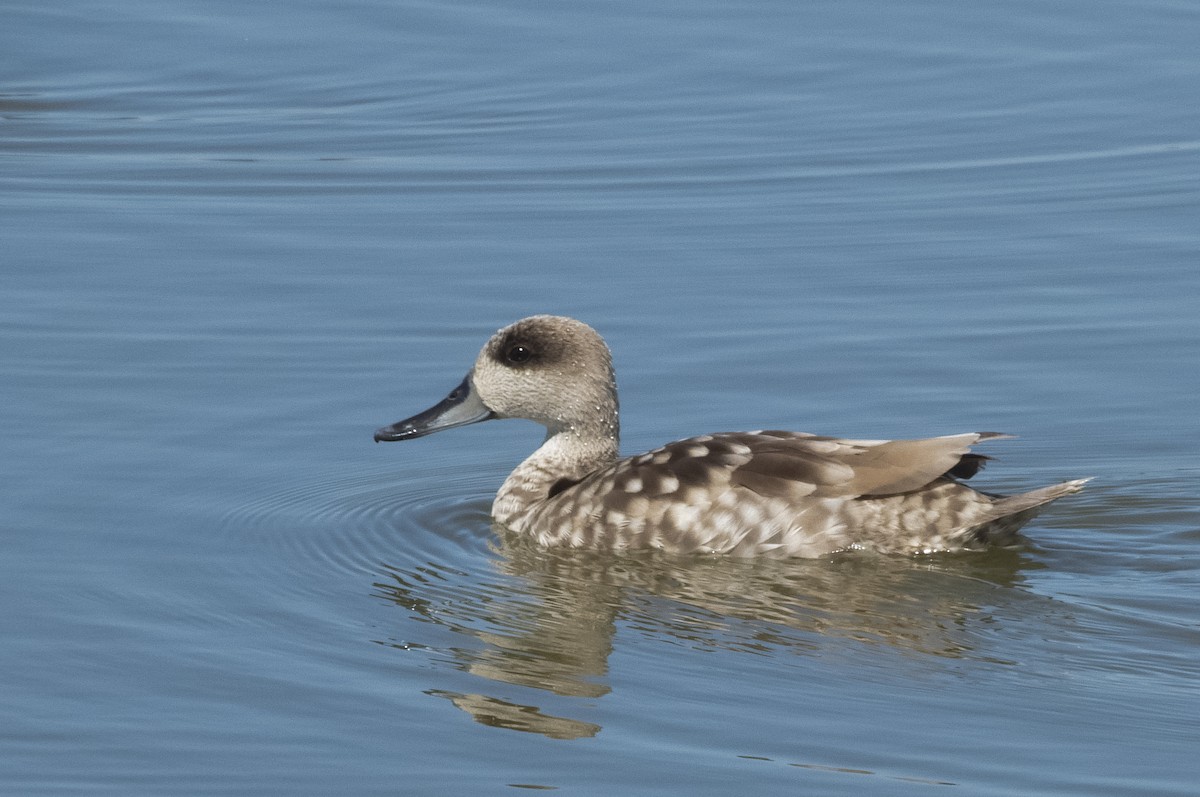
[{"x1": 374, "y1": 375, "x2": 495, "y2": 442}]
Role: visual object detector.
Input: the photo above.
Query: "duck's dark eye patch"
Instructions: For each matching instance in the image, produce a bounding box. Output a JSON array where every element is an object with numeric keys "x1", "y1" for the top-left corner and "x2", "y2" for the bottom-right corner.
[{"x1": 505, "y1": 344, "x2": 533, "y2": 364}]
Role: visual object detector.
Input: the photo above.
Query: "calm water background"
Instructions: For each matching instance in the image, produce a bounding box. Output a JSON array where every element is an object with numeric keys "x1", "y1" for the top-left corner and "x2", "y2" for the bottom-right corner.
[{"x1": 3, "y1": 0, "x2": 1199, "y2": 794}]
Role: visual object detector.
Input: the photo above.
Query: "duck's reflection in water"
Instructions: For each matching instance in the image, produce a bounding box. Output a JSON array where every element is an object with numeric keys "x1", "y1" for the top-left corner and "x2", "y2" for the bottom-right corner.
[{"x1": 371, "y1": 527, "x2": 1036, "y2": 739}]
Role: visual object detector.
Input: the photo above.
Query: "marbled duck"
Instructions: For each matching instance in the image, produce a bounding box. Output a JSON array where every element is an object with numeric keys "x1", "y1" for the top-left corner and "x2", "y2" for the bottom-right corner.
[{"x1": 375, "y1": 315, "x2": 1087, "y2": 556}]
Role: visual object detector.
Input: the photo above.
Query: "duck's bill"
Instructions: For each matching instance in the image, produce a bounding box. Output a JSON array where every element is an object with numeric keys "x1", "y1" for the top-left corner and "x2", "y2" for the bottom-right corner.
[{"x1": 374, "y1": 375, "x2": 495, "y2": 442}]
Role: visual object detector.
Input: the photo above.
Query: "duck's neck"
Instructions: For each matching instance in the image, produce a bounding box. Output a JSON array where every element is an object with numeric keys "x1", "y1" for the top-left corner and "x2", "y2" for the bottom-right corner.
[{"x1": 492, "y1": 428, "x2": 619, "y2": 530}]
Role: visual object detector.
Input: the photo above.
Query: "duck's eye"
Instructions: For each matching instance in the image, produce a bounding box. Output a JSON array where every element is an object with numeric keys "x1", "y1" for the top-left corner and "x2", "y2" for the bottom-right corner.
[{"x1": 505, "y1": 344, "x2": 533, "y2": 364}]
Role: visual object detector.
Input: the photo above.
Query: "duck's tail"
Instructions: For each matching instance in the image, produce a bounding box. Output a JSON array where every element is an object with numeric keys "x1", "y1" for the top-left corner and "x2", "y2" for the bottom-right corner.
[
  {"x1": 992, "y1": 478, "x2": 1091, "y2": 516},
  {"x1": 963, "y1": 478, "x2": 1091, "y2": 546}
]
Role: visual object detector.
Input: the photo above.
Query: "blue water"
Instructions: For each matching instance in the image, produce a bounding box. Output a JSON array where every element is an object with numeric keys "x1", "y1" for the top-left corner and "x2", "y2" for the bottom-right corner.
[{"x1": 3, "y1": 0, "x2": 1199, "y2": 794}]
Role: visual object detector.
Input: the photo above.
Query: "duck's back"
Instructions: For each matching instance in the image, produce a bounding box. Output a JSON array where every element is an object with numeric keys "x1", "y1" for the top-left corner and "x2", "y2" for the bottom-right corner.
[{"x1": 498, "y1": 431, "x2": 1084, "y2": 556}]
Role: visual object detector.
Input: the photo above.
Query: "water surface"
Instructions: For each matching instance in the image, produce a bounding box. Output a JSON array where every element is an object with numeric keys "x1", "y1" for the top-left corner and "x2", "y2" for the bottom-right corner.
[{"x1": 3, "y1": 0, "x2": 1199, "y2": 794}]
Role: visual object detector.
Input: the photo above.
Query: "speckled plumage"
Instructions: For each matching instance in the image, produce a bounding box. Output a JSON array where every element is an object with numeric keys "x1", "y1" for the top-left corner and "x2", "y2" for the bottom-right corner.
[{"x1": 375, "y1": 315, "x2": 1087, "y2": 557}]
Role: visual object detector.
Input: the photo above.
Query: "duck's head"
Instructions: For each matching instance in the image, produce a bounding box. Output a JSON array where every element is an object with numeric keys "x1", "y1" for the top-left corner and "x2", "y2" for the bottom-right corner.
[{"x1": 374, "y1": 315, "x2": 619, "y2": 444}]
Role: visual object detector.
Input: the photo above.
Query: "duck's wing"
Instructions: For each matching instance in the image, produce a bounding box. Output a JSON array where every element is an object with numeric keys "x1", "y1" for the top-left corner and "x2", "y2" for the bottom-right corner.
[
  {"x1": 589, "y1": 431, "x2": 1008, "y2": 511},
  {"x1": 678, "y1": 430, "x2": 1010, "y2": 500}
]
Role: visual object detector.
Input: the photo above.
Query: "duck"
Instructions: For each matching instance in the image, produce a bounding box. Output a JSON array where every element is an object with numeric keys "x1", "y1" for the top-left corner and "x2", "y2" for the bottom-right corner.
[{"x1": 374, "y1": 315, "x2": 1087, "y2": 557}]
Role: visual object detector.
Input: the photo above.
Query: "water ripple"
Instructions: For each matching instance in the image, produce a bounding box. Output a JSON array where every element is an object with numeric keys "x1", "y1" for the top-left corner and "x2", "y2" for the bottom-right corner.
[{"x1": 219, "y1": 463, "x2": 498, "y2": 582}]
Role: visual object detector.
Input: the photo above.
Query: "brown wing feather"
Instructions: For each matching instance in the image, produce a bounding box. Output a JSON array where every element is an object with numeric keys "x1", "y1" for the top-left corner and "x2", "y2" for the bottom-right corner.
[
  {"x1": 828, "y1": 436, "x2": 978, "y2": 495},
  {"x1": 722, "y1": 431, "x2": 1007, "y2": 500}
]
